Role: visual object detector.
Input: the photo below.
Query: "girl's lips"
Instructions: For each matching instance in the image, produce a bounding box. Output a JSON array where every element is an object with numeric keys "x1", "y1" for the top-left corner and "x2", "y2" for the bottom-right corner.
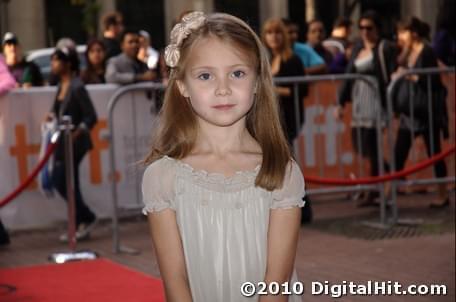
[{"x1": 212, "y1": 104, "x2": 235, "y2": 110}]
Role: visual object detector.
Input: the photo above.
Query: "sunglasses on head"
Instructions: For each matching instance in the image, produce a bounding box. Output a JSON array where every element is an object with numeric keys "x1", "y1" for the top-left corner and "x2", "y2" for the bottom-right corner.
[{"x1": 359, "y1": 25, "x2": 374, "y2": 31}]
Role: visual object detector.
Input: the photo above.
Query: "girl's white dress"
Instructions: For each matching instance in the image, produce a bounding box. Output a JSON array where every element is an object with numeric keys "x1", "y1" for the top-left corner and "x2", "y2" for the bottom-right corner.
[{"x1": 142, "y1": 156, "x2": 305, "y2": 302}]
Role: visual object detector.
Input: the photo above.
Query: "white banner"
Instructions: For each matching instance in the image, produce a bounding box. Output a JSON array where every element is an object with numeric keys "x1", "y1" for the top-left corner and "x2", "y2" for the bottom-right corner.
[{"x1": 0, "y1": 85, "x2": 159, "y2": 230}]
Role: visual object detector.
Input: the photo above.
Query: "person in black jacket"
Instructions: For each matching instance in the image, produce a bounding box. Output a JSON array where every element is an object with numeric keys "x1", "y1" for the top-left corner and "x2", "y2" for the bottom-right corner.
[
  {"x1": 392, "y1": 17, "x2": 449, "y2": 208},
  {"x1": 334, "y1": 10, "x2": 397, "y2": 207},
  {"x1": 47, "y1": 46, "x2": 98, "y2": 241},
  {"x1": 262, "y1": 18, "x2": 307, "y2": 145}
]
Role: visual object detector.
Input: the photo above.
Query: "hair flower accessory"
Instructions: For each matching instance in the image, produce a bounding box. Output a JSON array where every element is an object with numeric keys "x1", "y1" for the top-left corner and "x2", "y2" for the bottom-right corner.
[{"x1": 164, "y1": 11, "x2": 206, "y2": 68}]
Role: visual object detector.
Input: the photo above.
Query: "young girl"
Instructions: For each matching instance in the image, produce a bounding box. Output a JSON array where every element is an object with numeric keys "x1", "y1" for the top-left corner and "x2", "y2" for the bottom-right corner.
[{"x1": 142, "y1": 12, "x2": 305, "y2": 302}]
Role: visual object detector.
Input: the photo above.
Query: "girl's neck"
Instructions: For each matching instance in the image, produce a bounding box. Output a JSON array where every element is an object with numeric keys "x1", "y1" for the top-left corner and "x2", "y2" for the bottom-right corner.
[{"x1": 193, "y1": 119, "x2": 258, "y2": 156}]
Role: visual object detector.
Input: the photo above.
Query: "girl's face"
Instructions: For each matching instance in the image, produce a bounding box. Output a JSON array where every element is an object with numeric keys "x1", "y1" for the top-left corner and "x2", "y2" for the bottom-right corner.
[
  {"x1": 264, "y1": 27, "x2": 284, "y2": 51},
  {"x1": 177, "y1": 37, "x2": 257, "y2": 129},
  {"x1": 397, "y1": 29, "x2": 413, "y2": 49},
  {"x1": 88, "y1": 43, "x2": 105, "y2": 66}
]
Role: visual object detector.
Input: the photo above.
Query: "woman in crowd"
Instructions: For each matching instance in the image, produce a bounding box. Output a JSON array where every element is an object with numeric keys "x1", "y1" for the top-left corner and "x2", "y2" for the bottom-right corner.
[
  {"x1": 81, "y1": 39, "x2": 107, "y2": 84},
  {"x1": 262, "y1": 18, "x2": 312, "y2": 224},
  {"x1": 261, "y1": 18, "x2": 306, "y2": 146},
  {"x1": 335, "y1": 10, "x2": 397, "y2": 207},
  {"x1": 392, "y1": 17, "x2": 449, "y2": 208},
  {"x1": 48, "y1": 46, "x2": 98, "y2": 241}
]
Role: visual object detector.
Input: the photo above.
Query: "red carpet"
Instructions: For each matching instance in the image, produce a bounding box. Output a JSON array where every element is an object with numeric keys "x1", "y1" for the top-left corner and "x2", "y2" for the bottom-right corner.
[{"x1": 0, "y1": 258, "x2": 165, "y2": 302}]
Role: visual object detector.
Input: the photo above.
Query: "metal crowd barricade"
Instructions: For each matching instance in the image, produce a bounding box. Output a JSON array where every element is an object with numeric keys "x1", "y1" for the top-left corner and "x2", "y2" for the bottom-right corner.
[
  {"x1": 107, "y1": 82, "x2": 165, "y2": 254},
  {"x1": 274, "y1": 74, "x2": 390, "y2": 226},
  {"x1": 386, "y1": 66, "x2": 456, "y2": 225},
  {"x1": 106, "y1": 70, "x2": 455, "y2": 253}
]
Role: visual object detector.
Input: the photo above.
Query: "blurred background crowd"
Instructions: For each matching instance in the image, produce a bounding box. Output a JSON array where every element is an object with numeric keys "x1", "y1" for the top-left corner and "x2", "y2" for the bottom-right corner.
[{"x1": 0, "y1": 0, "x2": 454, "y2": 89}]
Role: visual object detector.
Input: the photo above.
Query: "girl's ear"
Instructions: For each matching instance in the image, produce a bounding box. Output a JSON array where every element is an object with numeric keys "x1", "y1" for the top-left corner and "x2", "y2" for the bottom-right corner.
[{"x1": 176, "y1": 80, "x2": 190, "y2": 98}]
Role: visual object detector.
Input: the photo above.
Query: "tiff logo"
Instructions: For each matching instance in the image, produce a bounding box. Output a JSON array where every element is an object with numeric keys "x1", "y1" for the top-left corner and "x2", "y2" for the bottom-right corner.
[
  {"x1": 302, "y1": 105, "x2": 353, "y2": 167},
  {"x1": 9, "y1": 120, "x2": 111, "y2": 190}
]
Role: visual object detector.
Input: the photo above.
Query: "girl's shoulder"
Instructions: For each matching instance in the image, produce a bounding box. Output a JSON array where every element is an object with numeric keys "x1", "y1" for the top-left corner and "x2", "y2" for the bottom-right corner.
[
  {"x1": 142, "y1": 156, "x2": 178, "y2": 213},
  {"x1": 271, "y1": 160, "x2": 306, "y2": 209},
  {"x1": 143, "y1": 155, "x2": 177, "y2": 179}
]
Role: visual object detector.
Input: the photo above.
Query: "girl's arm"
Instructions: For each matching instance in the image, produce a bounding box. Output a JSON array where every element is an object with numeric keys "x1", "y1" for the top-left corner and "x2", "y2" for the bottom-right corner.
[
  {"x1": 260, "y1": 207, "x2": 301, "y2": 302},
  {"x1": 148, "y1": 209, "x2": 193, "y2": 302}
]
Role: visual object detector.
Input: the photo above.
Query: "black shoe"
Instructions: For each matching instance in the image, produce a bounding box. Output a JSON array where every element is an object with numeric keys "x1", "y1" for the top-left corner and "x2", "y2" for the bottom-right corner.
[
  {"x1": 369, "y1": 191, "x2": 380, "y2": 199},
  {"x1": 429, "y1": 198, "x2": 450, "y2": 209},
  {"x1": 0, "y1": 221, "x2": 10, "y2": 246}
]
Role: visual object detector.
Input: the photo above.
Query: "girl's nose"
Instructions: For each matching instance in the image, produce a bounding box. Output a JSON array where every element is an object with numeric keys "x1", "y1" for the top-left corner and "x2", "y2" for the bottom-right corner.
[{"x1": 215, "y1": 78, "x2": 232, "y2": 96}]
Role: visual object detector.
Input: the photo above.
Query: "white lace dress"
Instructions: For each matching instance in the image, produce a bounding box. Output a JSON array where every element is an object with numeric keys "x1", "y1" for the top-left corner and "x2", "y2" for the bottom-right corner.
[{"x1": 142, "y1": 156, "x2": 305, "y2": 302}]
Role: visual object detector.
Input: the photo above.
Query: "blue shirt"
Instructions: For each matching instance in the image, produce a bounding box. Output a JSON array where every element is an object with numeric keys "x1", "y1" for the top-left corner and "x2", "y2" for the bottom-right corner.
[{"x1": 293, "y1": 42, "x2": 324, "y2": 67}]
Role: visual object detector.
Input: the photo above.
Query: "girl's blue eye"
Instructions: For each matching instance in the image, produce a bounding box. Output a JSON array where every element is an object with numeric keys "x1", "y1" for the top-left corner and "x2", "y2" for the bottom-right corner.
[
  {"x1": 232, "y1": 70, "x2": 246, "y2": 78},
  {"x1": 198, "y1": 73, "x2": 211, "y2": 80}
]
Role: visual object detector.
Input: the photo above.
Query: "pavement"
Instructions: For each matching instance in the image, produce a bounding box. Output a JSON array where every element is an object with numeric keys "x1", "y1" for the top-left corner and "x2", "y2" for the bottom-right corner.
[{"x1": 1, "y1": 189, "x2": 454, "y2": 302}]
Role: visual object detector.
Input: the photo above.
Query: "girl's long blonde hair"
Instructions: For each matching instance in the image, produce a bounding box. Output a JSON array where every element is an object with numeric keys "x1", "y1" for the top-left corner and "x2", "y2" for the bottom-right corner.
[{"x1": 144, "y1": 13, "x2": 292, "y2": 191}]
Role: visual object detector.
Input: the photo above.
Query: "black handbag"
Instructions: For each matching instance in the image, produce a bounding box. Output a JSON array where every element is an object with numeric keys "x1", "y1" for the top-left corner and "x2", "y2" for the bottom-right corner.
[
  {"x1": 394, "y1": 78, "x2": 449, "y2": 137},
  {"x1": 394, "y1": 79, "x2": 430, "y2": 119}
]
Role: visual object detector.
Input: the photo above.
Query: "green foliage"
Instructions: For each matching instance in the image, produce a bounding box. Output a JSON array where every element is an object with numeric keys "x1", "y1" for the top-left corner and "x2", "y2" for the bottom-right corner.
[{"x1": 81, "y1": 0, "x2": 101, "y2": 37}]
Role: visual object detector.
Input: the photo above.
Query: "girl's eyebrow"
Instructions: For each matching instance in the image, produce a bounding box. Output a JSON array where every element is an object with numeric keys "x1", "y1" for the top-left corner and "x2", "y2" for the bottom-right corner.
[{"x1": 190, "y1": 64, "x2": 251, "y2": 71}]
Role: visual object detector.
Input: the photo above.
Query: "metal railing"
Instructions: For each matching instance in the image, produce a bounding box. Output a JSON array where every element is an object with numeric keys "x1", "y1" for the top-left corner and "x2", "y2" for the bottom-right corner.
[
  {"x1": 386, "y1": 66, "x2": 455, "y2": 224},
  {"x1": 107, "y1": 82, "x2": 165, "y2": 254},
  {"x1": 105, "y1": 69, "x2": 454, "y2": 253},
  {"x1": 275, "y1": 73, "x2": 389, "y2": 225}
]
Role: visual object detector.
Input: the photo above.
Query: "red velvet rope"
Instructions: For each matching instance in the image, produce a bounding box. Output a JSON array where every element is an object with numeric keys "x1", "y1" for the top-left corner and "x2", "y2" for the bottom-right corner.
[
  {"x1": 305, "y1": 145, "x2": 455, "y2": 185},
  {"x1": 0, "y1": 139, "x2": 454, "y2": 207},
  {"x1": 0, "y1": 137, "x2": 59, "y2": 208}
]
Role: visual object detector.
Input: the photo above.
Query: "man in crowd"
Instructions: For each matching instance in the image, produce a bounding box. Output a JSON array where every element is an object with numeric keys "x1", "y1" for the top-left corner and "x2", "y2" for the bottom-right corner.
[
  {"x1": 105, "y1": 29, "x2": 156, "y2": 84},
  {"x1": 306, "y1": 19, "x2": 334, "y2": 66},
  {"x1": 282, "y1": 19, "x2": 327, "y2": 74},
  {"x1": 138, "y1": 30, "x2": 160, "y2": 71},
  {"x1": 323, "y1": 17, "x2": 353, "y2": 74},
  {"x1": 2, "y1": 32, "x2": 43, "y2": 87}
]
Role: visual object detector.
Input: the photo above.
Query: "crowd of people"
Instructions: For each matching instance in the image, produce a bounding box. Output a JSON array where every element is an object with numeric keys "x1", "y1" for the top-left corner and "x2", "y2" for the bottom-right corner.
[
  {"x1": 0, "y1": 9, "x2": 453, "y2": 88},
  {"x1": 0, "y1": 8, "x2": 454, "y2": 246},
  {"x1": 1, "y1": 9, "x2": 453, "y2": 88}
]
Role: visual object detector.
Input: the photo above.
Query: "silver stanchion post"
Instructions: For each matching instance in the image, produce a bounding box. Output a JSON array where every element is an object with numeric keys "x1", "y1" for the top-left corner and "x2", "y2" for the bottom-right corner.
[
  {"x1": 49, "y1": 115, "x2": 98, "y2": 263},
  {"x1": 63, "y1": 115, "x2": 77, "y2": 251}
]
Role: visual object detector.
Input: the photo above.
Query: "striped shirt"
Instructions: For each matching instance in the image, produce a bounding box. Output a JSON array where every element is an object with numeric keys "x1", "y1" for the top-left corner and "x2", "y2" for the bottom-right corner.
[{"x1": 351, "y1": 52, "x2": 384, "y2": 128}]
